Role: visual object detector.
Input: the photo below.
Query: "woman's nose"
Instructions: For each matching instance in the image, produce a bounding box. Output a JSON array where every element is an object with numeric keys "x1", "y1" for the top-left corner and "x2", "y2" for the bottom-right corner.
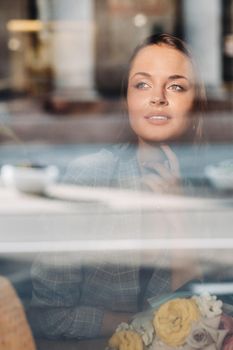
[{"x1": 150, "y1": 89, "x2": 168, "y2": 106}]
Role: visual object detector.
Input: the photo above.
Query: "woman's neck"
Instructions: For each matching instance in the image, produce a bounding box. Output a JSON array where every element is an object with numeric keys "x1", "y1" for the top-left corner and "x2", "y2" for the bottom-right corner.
[{"x1": 137, "y1": 139, "x2": 168, "y2": 165}]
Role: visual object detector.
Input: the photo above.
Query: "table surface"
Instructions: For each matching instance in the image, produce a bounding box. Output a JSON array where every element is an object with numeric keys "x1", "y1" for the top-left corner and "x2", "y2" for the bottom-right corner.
[
  {"x1": 1, "y1": 182, "x2": 233, "y2": 214},
  {"x1": 0, "y1": 183, "x2": 233, "y2": 268}
]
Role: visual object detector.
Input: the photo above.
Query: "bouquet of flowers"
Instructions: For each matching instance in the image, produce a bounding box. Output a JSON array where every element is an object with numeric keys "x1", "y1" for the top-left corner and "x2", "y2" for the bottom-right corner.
[{"x1": 107, "y1": 294, "x2": 233, "y2": 350}]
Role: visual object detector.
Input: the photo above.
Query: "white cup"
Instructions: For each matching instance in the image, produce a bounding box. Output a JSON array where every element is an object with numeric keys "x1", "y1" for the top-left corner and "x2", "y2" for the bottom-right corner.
[
  {"x1": 205, "y1": 159, "x2": 233, "y2": 190},
  {"x1": 1, "y1": 164, "x2": 59, "y2": 194}
]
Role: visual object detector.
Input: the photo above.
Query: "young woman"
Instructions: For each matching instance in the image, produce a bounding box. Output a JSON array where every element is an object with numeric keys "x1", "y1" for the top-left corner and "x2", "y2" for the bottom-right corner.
[
  {"x1": 30, "y1": 34, "x2": 207, "y2": 340},
  {"x1": 124, "y1": 34, "x2": 206, "y2": 193}
]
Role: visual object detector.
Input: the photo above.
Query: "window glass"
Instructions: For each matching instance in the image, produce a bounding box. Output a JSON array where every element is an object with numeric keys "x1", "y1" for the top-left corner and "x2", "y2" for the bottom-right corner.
[{"x1": 0, "y1": 1, "x2": 233, "y2": 349}]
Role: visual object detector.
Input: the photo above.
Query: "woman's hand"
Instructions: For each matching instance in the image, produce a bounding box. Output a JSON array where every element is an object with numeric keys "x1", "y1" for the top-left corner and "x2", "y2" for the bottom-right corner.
[
  {"x1": 137, "y1": 144, "x2": 202, "y2": 288},
  {"x1": 138, "y1": 144, "x2": 182, "y2": 194}
]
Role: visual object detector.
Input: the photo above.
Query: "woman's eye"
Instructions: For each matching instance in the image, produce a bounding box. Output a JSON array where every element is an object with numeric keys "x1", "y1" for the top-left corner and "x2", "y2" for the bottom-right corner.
[
  {"x1": 135, "y1": 82, "x2": 150, "y2": 89},
  {"x1": 168, "y1": 84, "x2": 185, "y2": 92}
]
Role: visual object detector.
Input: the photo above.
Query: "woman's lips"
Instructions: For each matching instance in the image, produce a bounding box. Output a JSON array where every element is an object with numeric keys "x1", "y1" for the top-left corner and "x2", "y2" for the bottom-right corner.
[{"x1": 144, "y1": 114, "x2": 171, "y2": 125}]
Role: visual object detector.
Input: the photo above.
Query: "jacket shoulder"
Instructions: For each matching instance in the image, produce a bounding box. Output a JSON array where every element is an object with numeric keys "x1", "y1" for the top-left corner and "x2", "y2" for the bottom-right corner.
[{"x1": 62, "y1": 148, "x2": 119, "y2": 186}]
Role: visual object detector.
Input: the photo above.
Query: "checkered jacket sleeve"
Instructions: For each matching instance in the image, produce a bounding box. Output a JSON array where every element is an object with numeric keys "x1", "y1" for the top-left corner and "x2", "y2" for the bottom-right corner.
[
  {"x1": 30, "y1": 150, "x2": 118, "y2": 339},
  {"x1": 30, "y1": 253, "x2": 104, "y2": 339}
]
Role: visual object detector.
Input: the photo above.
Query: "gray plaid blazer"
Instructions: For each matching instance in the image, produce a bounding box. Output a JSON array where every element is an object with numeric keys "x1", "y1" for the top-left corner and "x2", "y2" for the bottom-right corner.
[{"x1": 30, "y1": 144, "x2": 172, "y2": 339}]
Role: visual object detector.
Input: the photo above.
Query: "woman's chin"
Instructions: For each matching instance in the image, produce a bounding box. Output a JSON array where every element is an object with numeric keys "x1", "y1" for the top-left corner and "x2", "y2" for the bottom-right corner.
[{"x1": 137, "y1": 128, "x2": 192, "y2": 144}]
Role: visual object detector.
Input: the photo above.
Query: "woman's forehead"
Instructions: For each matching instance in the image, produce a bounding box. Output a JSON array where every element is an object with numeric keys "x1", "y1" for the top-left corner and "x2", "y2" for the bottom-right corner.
[{"x1": 129, "y1": 44, "x2": 195, "y2": 80}]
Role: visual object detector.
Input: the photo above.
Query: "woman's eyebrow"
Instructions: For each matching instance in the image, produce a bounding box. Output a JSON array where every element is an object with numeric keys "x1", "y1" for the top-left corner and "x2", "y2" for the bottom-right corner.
[
  {"x1": 130, "y1": 72, "x2": 152, "y2": 80},
  {"x1": 168, "y1": 74, "x2": 189, "y2": 81}
]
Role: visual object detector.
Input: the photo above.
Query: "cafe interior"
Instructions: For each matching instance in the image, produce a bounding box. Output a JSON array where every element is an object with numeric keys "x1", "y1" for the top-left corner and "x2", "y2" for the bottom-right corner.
[{"x1": 0, "y1": 1, "x2": 233, "y2": 350}]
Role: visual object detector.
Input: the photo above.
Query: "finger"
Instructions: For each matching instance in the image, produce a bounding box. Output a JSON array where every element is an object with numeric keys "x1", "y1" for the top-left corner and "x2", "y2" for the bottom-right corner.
[
  {"x1": 142, "y1": 161, "x2": 176, "y2": 180},
  {"x1": 151, "y1": 162, "x2": 175, "y2": 179},
  {"x1": 160, "y1": 144, "x2": 180, "y2": 176},
  {"x1": 141, "y1": 172, "x2": 181, "y2": 194},
  {"x1": 141, "y1": 174, "x2": 168, "y2": 192}
]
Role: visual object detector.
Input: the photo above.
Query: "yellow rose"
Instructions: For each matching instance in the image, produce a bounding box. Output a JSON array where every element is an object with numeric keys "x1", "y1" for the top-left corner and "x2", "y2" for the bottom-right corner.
[
  {"x1": 109, "y1": 330, "x2": 143, "y2": 350},
  {"x1": 153, "y1": 298, "x2": 201, "y2": 347}
]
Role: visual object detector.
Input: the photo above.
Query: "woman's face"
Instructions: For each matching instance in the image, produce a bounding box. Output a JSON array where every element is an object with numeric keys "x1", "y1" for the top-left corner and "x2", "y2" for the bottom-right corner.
[{"x1": 127, "y1": 44, "x2": 196, "y2": 144}]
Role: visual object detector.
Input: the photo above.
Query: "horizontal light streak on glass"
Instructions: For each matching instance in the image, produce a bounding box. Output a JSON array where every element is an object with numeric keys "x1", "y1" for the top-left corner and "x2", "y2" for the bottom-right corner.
[{"x1": 0, "y1": 238, "x2": 233, "y2": 253}]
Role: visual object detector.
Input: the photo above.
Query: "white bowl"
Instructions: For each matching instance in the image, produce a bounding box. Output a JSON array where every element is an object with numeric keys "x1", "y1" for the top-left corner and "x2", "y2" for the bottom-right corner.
[
  {"x1": 1, "y1": 164, "x2": 59, "y2": 194},
  {"x1": 204, "y1": 159, "x2": 233, "y2": 190}
]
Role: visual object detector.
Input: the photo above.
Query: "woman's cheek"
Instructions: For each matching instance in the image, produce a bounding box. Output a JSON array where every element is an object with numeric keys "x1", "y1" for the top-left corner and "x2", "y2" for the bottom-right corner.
[
  {"x1": 128, "y1": 95, "x2": 143, "y2": 115},
  {"x1": 170, "y1": 96, "x2": 194, "y2": 117},
  {"x1": 180, "y1": 93, "x2": 195, "y2": 112}
]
